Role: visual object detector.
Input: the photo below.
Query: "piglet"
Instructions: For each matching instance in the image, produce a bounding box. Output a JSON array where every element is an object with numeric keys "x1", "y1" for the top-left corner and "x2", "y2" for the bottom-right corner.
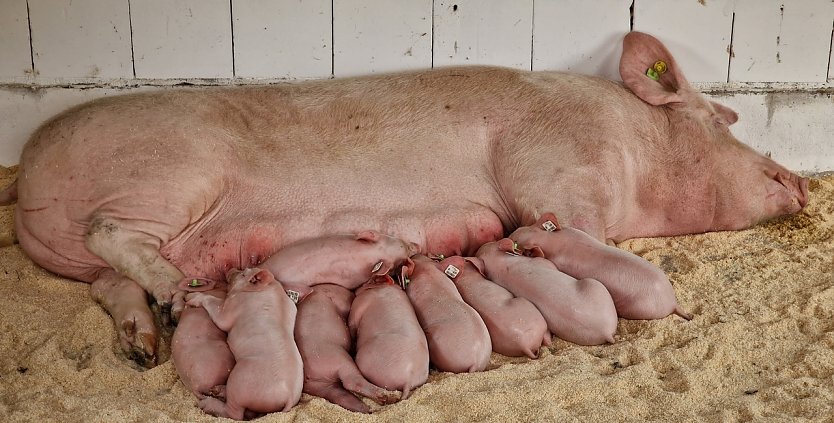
[
  {"x1": 511, "y1": 213, "x2": 692, "y2": 320},
  {"x1": 260, "y1": 231, "x2": 420, "y2": 290},
  {"x1": 295, "y1": 283, "x2": 400, "y2": 413},
  {"x1": 403, "y1": 255, "x2": 492, "y2": 373},
  {"x1": 435, "y1": 256, "x2": 551, "y2": 359},
  {"x1": 172, "y1": 277, "x2": 235, "y2": 400},
  {"x1": 348, "y1": 275, "x2": 429, "y2": 399},
  {"x1": 475, "y1": 239, "x2": 618, "y2": 346},
  {"x1": 185, "y1": 268, "x2": 307, "y2": 419}
]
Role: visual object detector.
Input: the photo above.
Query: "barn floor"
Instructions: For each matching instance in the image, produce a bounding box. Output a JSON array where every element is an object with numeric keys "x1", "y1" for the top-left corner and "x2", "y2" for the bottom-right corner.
[{"x1": 1, "y1": 165, "x2": 832, "y2": 422}]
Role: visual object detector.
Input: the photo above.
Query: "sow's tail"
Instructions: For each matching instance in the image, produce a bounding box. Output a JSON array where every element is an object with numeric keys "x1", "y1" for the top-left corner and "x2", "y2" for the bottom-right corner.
[{"x1": 0, "y1": 179, "x2": 18, "y2": 206}]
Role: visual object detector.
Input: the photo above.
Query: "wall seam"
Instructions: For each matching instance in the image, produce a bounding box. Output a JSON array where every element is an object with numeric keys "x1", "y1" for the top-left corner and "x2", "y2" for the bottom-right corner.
[
  {"x1": 530, "y1": 0, "x2": 535, "y2": 71},
  {"x1": 26, "y1": 0, "x2": 34, "y2": 75},
  {"x1": 229, "y1": 0, "x2": 235, "y2": 77},
  {"x1": 331, "y1": 0, "x2": 335, "y2": 77},
  {"x1": 727, "y1": 12, "x2": 735, "y2": 83},
  {"x1": 128, "y1": 0, "x2": 136, "y2": 78},
  {"x1": 430, "y1": 0, "x2": 435, "y2": 68}
]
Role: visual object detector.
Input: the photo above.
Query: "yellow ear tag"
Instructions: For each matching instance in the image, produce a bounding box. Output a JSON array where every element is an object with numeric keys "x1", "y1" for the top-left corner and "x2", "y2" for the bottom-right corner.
[{"x1": 646, "y1": 60, "x2": 667, "y2": 81}]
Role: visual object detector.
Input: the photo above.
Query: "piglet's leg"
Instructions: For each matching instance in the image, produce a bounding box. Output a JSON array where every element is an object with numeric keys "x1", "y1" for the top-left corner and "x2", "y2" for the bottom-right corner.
[
  {"x1": 90, "y1": 269, "x2": 157, "y2": 367},
  {"x1": 306, "y1": 381, "x2": 371, "y2": 413},
  {"x1": 339, "y1": 366, "x2": 401, "y2": 406},
  {"x1": 85, "y1": 216, "x2": 186, "y2": 319}
]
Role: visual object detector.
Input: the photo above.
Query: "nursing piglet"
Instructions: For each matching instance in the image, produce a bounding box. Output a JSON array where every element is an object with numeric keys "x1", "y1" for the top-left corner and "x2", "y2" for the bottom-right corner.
[
  {"x1": 405, "y1": 255, "x2": 491, "y2": 373},
  {"x1": 511, "y1": 213, "x2": 691, "y2": 320},
  {"x1": 172, "y1": 277, "x2": 234, "y2": 400},
  {"x1": 185, "y1": 268, "x2": 305, "y2": 419},
  {"x1": 435, "y1": 256, "x2": 551, "y2": 359},
  {"x1": 348, "y1": 275, "x2": 429, "y2": 399},
  {"x1": 295, "y1": 283, "x2": 400, "y2": 413},
  {"x1": 475, "y1": 239, "x2": 618, "y2": 345},
  {"x1": 260, "y1": 231, "x2": 420, "y2": 290}
]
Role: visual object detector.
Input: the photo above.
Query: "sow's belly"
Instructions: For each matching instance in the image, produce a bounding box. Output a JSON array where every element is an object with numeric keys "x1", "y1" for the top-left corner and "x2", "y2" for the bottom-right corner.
[{"x1": 161, "y1": 200, "x2": 507, "y2": 281}]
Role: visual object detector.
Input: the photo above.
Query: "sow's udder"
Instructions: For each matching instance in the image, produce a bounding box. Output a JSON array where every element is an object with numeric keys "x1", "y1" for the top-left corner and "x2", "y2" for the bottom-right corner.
[{"x1": 163, "y1": 209, "x2": 507, "y2": 280}]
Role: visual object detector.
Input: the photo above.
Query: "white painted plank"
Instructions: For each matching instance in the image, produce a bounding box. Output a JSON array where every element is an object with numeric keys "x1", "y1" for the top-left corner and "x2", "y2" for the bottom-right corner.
[
  {"x1": 333, "y1": 0, "x2": 432, "y2": 77},
  {"x1": 28, "y1": 0, "x2": 132, "y2": 78},
  {"x1": 634, "y1": 0, "x2": 734, "y2": 82},
  {"x1": 232, "y1": 0, "x2": 331, "y2": 79},
  {"x1": 731, "y1": 0, "x2": 834, "y2": 82},
  {"x1": 433, "y1": 0, "x2": 532, "y2": 70},
  {"x1": 532, "y1": 0, "x2": 630, "y2": 80},
  {"x1": 828, "y1": 16, "x2": 834, "y2": 83},
  {"x1": 132, "y1": 0, "x2": 233, "y2": 78},
  {"x1": 0, "y1": 0, "x2": 32, "y2": 78}
]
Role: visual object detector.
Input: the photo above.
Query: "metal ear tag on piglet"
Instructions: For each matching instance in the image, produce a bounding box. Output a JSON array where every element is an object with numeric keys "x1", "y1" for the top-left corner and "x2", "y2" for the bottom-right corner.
[
  {"x1": 286, "y1": 290, "x2": 300, "y2": 304},
  {"x1": 444, "y1": 264, "x2": 460, "y2": 279},
  {"x1": 371, "y1": 260, "x2": 384, "y2": 273},
  {"x1": 505, "y1": 241, "x2": 522, "y2": 256}
]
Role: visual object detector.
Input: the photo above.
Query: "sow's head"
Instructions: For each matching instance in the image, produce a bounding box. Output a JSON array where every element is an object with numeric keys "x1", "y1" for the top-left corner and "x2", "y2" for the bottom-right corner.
[{"x1": 619, "y1": 31, "x2": 809, "y2": 231}]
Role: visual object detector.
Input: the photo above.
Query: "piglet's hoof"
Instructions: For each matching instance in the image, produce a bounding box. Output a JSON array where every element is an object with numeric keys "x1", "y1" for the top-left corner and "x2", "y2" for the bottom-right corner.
[{"x1": 120, "y1": 317, "x2": 157, "y2": 368}]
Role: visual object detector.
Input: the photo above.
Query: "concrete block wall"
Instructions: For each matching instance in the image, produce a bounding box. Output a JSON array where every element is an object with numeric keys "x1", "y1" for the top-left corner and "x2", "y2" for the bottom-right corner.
[{"x1": 1, "y1": 0, "x2": 832, "y2": 171}]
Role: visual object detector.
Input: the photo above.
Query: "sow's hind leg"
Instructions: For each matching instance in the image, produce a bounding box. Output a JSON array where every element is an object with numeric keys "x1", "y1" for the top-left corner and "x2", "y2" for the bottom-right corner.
[{"x1": 85, "y1": 215, "x2": 186, "y2": 366}]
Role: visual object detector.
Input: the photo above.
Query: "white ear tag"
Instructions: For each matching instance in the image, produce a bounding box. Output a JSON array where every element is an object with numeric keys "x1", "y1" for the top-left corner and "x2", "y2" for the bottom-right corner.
[
  {"x1": 371, "y1": 261, "x2": 384, "y2": 273},
  {"x1": 286, "y1": 290, "x2": 300, "y2": 304},
  {"x1": 444, "y1": 265, "x2": 460, "y2": 279},
  {"x1": 541, "y1": 220, "x2": 558, "y2": 232}
]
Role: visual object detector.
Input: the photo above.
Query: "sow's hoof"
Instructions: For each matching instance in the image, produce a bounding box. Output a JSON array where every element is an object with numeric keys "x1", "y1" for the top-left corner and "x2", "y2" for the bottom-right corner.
[{"x1": 119, "y1": 312, "x2": 158, "y2": 368}]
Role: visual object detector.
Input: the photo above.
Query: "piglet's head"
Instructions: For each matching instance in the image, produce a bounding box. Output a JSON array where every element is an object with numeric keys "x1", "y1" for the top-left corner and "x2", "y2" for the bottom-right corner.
[
  {"x1": 620, "y1": 31, "x2": 809, "y2": 232},
  {"x1": 226, "y1": 267, "x2": 275, "y2": 292}
]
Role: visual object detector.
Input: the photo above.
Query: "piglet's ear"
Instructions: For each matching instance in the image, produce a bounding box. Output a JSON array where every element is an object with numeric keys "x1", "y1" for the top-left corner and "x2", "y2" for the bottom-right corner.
[
  {"x1": 620, "y1": 31, "x2": 689, "y2": 106},
  {"x1": 526, "y1": 246, "x2": 546, "y2": 258},
  {"x1": 497, "y1": 238, "x2": 517, "y2": 253},
  {"x1": 356, "y1": 230, "x2": 380, "y2": 242},
  {"x1": 463, "y1": 257, "x2": 486, "y2": 277},
  {"x1": 251, "y1": 269, "x2": 275, "y2": 287}
]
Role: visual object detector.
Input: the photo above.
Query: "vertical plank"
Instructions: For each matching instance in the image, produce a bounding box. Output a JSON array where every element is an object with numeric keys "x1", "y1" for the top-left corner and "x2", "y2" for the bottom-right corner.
[
  {"x1": 28, "y1": 0, "x2": 132, "y2": 78},
  {"x1": 232, "y1": 0, "x2": 331, "y2": 79},
  {"x1": 634, "y1": 0, "x2": 734, "y2": 82},
  {"x1": 731, "y1": 0, "x2": 834, "y2": 82},
  {"x1": 829, "y1": 19, "x2": 834, "y2": 82},
  {"x1": 132, "y1": 0, "x2": 233, "y2": 78},
  {"x1": 0, "y1": 0, "x2": 32, "y2": 78},
  {"x1": 333, "y1": 0, "x2": 432, "y2": 77},
  {"x1": 533, "y1": 0, "x2": 631, "y2": 79},
  {"x1": 433, "y1": 0, "x2": 532, "y2": 69}
]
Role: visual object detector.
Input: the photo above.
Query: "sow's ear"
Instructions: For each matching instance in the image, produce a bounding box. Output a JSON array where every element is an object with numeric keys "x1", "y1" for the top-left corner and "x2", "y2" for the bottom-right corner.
[{"x1": 619, "y1": 31, "x2": 690, "y2": 106}]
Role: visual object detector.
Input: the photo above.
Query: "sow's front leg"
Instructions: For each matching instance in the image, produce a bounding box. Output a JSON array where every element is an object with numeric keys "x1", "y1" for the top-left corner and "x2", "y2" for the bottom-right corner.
[
  {"x1": 90, "y1": 269, "x2": 158, "y2": 367},
  {"x1": 85, "y1": 216, "x2": 186, "y2": 366}
]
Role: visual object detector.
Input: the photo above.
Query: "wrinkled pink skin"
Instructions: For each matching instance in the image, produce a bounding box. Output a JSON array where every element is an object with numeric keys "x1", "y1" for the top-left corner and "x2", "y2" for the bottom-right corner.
[
  {"x1": 185, "y1": 268, "x2": 303, "y2": 419},
  {"x1": 295, "y1": 283, "x2": 400, "y2": 413},
  {"x1": 6, "y1": 32, "x2": 809, "y2": 365},
  {"x1": 172, "y1": 278, "x2": 234, "y2": 400},
  {"x1": 475, "y1": 239, "x2": 618, "y2": 346},
  {"x1": 348, "y1": 276, "x2": 429, "y2": 399},
  {"x1": 404, "y1": 255, "x2": 492, "y2": 373},
  {"x1": 436, "y1": 256, "x2": 551, "y2": 359},
  {"x1": 260, "y1": 231, "x2": 419, "y2": 290},
  {"x1": 511, "y1": 213, "x2": 692, "y2": 320}
]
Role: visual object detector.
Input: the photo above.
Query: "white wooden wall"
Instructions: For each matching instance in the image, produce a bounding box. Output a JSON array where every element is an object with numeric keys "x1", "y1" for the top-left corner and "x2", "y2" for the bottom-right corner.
[
  {"x1": 3, "y1": 0, "x2": 832, "y2": 82},
  {"x1": 1, "y1": 0, "x2": 833, "y2": 169}
]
